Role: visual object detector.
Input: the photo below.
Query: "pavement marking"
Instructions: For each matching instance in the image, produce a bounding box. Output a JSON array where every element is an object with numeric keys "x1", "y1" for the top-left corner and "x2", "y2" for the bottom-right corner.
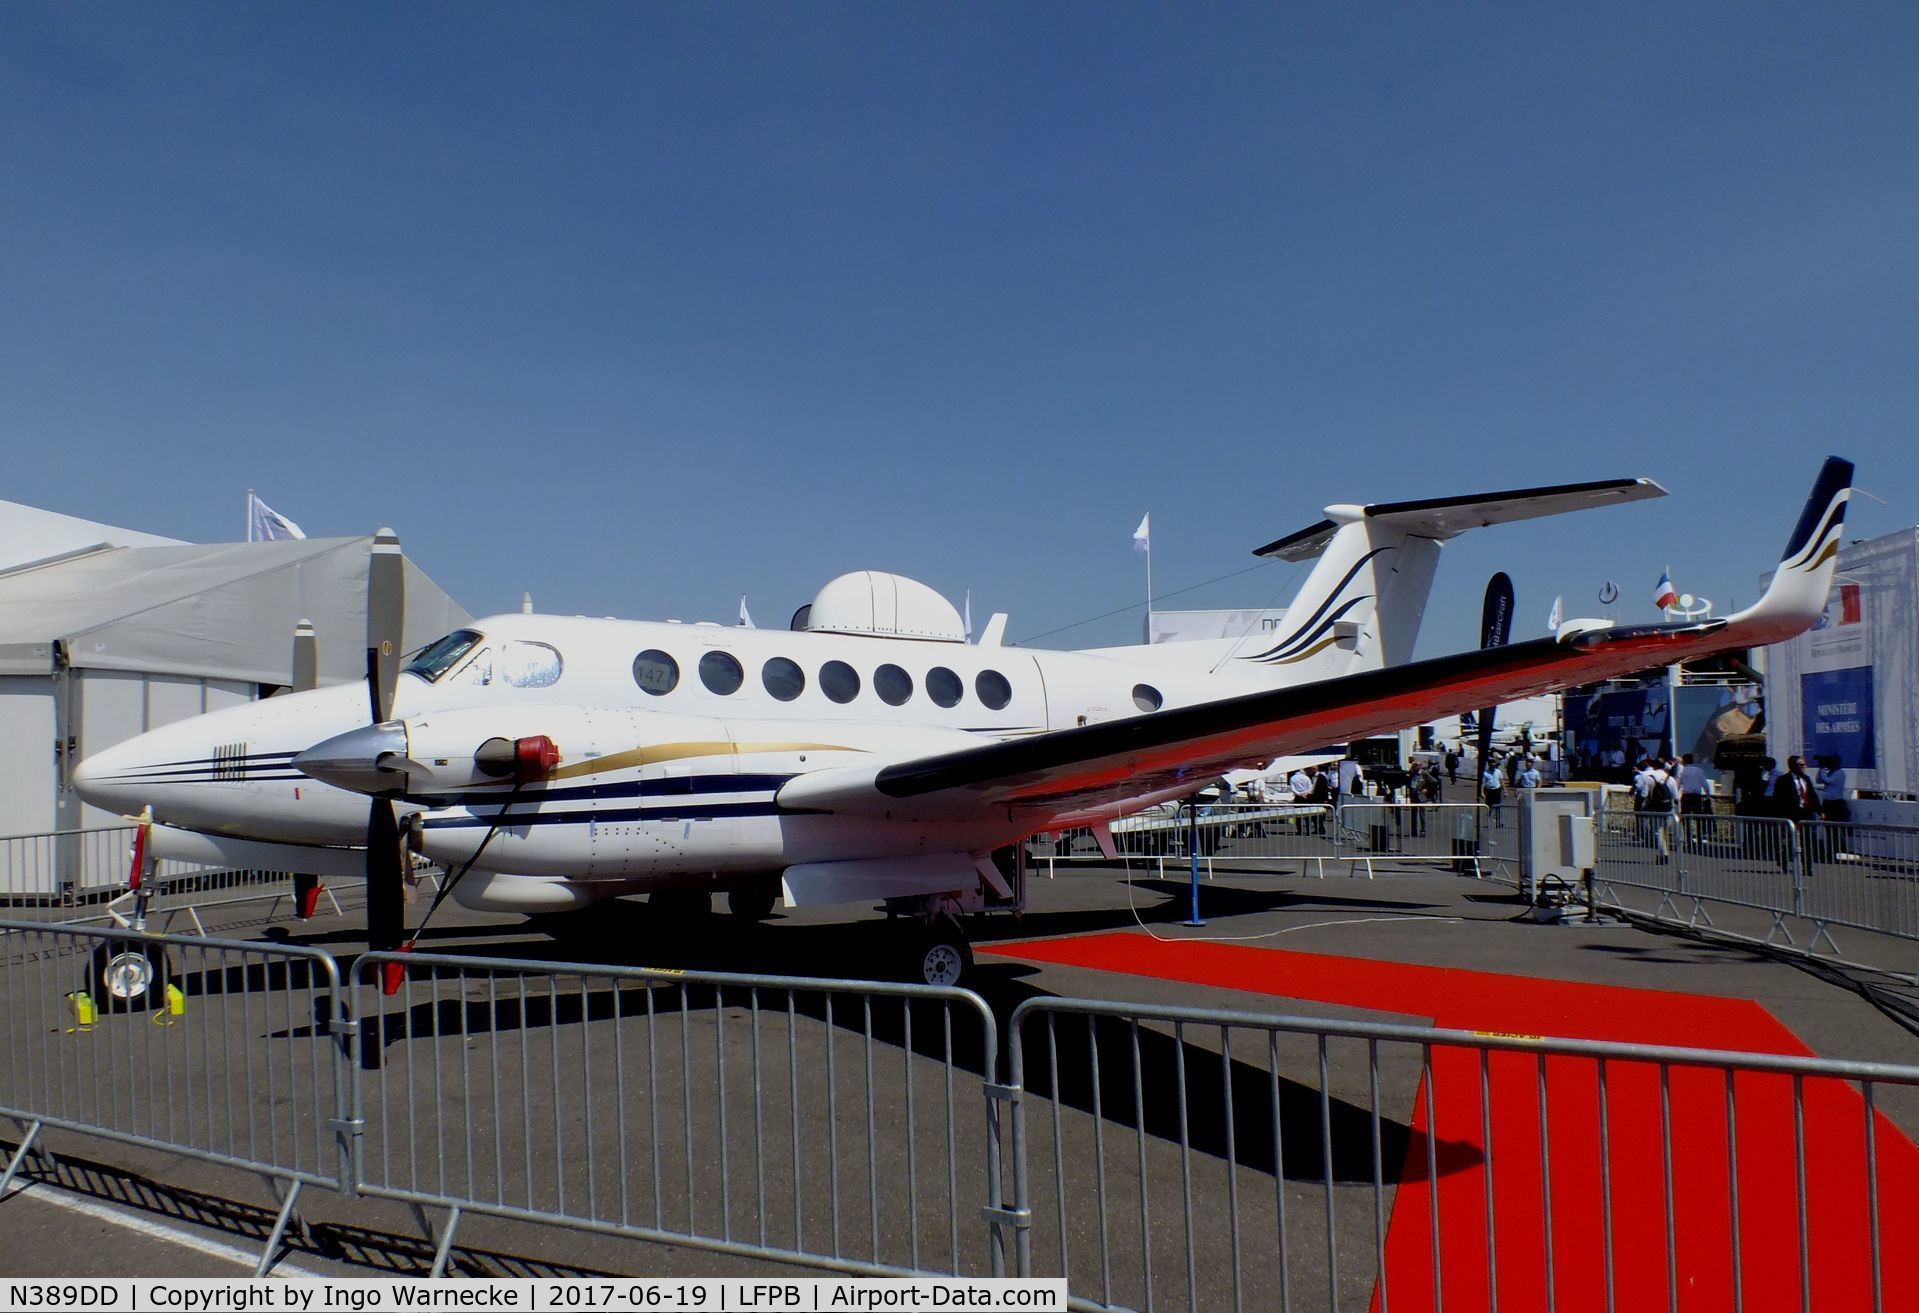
[{"x1": 1, "y1": 1181, "x2": 331, "y2": 1278}]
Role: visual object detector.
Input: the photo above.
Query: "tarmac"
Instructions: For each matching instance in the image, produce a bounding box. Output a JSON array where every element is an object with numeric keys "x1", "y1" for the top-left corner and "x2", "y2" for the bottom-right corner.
[{"x1": 5, "y1": 848, "x2": 1919, "y2": 1301}]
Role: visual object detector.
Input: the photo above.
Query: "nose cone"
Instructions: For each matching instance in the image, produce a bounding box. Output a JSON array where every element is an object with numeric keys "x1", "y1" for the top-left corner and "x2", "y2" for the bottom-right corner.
[
  {"x1": 70, "y1": 736, "x2": 152, "y2": 814},
  {"x1": 294, "y1": 722, "x2": 414, "y2": 796}
]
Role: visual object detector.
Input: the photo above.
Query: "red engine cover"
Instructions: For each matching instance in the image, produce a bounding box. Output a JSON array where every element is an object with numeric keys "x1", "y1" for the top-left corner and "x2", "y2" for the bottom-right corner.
[{"x1": 515, "y1": 735, "x2": 561, "y2": 780}]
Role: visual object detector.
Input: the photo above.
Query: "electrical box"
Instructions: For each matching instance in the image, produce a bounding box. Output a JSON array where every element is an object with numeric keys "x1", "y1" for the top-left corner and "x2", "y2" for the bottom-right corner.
[
  {"x1": 1558, "y1": 812, "x2": 1596, "y2": 871},
  {"x1": 1518, "y1": 787, "x2": 1600, "y2": 899}
]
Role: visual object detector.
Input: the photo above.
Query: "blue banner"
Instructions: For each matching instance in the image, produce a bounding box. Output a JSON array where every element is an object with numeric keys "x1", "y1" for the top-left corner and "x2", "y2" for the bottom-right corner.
[{"x1": 1801, "y1": 667, "x2": 1876, "y2": 769}]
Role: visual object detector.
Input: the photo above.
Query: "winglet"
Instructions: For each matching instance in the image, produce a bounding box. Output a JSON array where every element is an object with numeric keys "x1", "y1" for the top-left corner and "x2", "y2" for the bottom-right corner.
[{"x1": 1729, "y1": 456, "x2": 1853, "y2": 641}]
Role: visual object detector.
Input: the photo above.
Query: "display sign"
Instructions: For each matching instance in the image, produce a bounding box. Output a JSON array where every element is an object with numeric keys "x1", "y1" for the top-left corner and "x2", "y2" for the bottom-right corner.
[
  {"x1": 1802, "y1": 665, "x2": 1877, "y2": 768},
  {"x1": 1564, "y1": 685, "x2": 1672, "y2": 762}
]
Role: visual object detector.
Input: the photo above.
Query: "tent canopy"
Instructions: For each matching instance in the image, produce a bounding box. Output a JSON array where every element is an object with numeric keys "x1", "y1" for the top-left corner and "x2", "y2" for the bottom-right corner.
[{"x1": 0, "y1": 536, "x2": 469, "y2": 685}]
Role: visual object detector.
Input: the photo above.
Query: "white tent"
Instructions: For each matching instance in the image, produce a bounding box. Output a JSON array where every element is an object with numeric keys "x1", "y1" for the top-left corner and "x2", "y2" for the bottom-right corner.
[{"x1": 0, "y1": 534, "x2": 468, "y2": 836}]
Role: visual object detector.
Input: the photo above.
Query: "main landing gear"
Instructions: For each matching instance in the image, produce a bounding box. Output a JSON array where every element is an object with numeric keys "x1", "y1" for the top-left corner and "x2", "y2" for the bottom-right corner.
[
  {"x1": 906, "y1": 917, "x2": 973, "y2": 987},
  {"x1": 884, "y1": 897, "x2": 974, "y2": 988}
]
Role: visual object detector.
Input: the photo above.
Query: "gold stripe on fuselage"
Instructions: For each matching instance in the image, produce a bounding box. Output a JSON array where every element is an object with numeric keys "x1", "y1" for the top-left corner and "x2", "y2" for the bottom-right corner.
[{"x1": 549, "y1": 741, "x2": 865, "y2": 781}]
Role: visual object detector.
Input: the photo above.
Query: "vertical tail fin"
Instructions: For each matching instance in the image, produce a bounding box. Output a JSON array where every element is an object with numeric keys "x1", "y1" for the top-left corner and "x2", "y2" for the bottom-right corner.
[
  {"x1": 1238, "y1": 477, "x2": 1666, "y2": 681},
  {"x1": 1733, "y1": 457, "x2": 1853, "y2": 642}
]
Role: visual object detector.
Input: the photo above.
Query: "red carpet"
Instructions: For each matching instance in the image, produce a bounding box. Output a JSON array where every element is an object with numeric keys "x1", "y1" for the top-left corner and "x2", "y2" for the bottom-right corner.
[{"x1": 984, "y1": 932, "x2": 1919, "y2": 1311}]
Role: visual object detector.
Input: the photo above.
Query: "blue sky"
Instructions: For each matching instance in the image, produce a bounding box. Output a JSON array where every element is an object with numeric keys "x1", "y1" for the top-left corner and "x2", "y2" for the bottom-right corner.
[{"x1": 4, "y1": 4, "x2": 1915, "y2": 656}]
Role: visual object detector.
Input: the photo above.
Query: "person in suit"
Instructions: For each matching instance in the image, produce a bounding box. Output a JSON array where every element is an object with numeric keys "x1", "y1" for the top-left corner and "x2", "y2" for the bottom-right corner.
[
  {"x1": 1772, "y1": 755, "x2": 1824, "y2": 872},
  {"x1": 1771, "y1": 755, "x2": 1821, "y2": 821}
]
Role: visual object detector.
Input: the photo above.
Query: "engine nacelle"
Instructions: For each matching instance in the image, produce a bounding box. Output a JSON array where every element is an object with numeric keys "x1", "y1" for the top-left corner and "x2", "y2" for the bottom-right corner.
[{"x1": 449, "y1": 870, "x2": 643, "y2": 913}]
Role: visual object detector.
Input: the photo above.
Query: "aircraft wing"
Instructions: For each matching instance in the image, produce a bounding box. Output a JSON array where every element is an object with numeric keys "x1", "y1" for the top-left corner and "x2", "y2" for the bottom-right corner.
[{"x1": 778, "y1": 457, "x2": 1852, "y2": 830}]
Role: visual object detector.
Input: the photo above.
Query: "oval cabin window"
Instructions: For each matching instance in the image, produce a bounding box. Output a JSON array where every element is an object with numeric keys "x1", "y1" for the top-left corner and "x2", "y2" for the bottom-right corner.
[
  {"x1": 633, "y1": 650, "x2": 680, "y2": 696},
  {"x1": 762, "y1": 657, "x2": 805, "y2": 702},
  {"x1": 820, "y1": 660, "x2": 861, "y2": 704},
  {"x1": 975, "y1": 669, "x2": 1012, "y2": 711},
  {"x1": 700, "y1": 651, "x2": 745, "y2": 695},
  {"x1": 875, "y1": 664, "x2": 914, "y2": 706},
  {"x1": 1132, "y1": 684, "x2": 1163, "y2": 712},
  {"x1": 926, "y1": 666, "x2": 963, "y2": 708}
]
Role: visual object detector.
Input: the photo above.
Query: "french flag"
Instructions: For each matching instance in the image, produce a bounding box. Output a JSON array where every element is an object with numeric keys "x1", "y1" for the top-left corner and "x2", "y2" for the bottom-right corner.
[{"x1": 1654, "y1": 569, "x2": 1678, "y2": 610}]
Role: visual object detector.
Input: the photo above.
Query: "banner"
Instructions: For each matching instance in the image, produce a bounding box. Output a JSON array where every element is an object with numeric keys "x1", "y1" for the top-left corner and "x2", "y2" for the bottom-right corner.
[
  {"x1": 1475, "y1": 573, "x2": 1513, "y2": 794},
  {"x1": 1564, "y1": 685, "x2": 1672, "y2": 763},
  {"x1": 1802, "y1": 666, "x2": 1877, "y2": 768},
  {"x1": 1805, "y1": 581, "x2": 1871, "y2": 672}
]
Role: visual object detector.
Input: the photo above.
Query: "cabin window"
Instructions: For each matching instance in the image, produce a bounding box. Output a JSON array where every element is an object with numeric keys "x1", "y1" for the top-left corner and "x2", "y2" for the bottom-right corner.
[
  {"x1": 875, "y1": 664, "x2": 913, "y2": 706},
  {"x1": 699, "y1": 651, "x2": 745, "y2": 696},
  {"x1": 1132, "y1": 683, "x2": 1163, "y2": 712},
  {"x1": 820, "y1": 660, "x2": 861, "y2": 704},
  {"x1": 447, "y1": 647, "x2": 492, "y2": 685},
  {"x1": 762, "y1": 657, "x2": 805, "y2": 702},
  {"x1": 975, "y1": 669, "x2": 1012, "y2": 711},
  {"x1": 632, "y1": 649, "x2": 680, "y2": 696},
  {"x1": 926, "y1": 666, "x2": 963, "y2": 708},
  {"x1": 404, "y1": 630, "x2": 483, "y2": 683},
  {"x1": 500, "y1": 642, "x2": 564, "y2": 689}
]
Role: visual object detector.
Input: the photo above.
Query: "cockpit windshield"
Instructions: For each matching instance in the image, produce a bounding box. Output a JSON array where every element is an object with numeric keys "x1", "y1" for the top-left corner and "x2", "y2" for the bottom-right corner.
[{"x1": 403, "y1": 629, "x2": 484, "y2": 683}]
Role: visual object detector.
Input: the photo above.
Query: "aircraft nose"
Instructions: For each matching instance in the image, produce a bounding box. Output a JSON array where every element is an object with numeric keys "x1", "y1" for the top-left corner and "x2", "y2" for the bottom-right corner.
[{"x1": 71, "y1": 735, "x2": 160, "y2": 814}]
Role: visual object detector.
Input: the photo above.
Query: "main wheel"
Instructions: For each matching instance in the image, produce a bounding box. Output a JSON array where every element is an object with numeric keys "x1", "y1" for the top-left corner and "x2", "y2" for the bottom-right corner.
[
  {"x1": 905, "y1": 919, "x2": 973, "y2": 988},
  {"x1": 89, "y1": 940, "x2": 172, "y2": 1013},
  {"x1": 727, "y1": 886, "x2": 778, "y2": 922}
]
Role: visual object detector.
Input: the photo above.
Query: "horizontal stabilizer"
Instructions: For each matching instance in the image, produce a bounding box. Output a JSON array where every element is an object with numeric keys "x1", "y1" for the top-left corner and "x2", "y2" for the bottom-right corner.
[{"x1": 1254, "y1": 477, "x2": 1666, "y2": 560}]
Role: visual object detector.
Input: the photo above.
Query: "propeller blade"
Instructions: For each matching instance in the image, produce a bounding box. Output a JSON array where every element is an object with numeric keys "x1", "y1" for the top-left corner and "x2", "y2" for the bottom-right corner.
[
  {"x1": 367, "y1": 527, "x2": 405, "y2": 724},
  {"x1": 365, "y1": 797, "x2": 407, "y2": 952},
  {"x1": 291, "y1": 619, "x2": 318, "y2": 693}
]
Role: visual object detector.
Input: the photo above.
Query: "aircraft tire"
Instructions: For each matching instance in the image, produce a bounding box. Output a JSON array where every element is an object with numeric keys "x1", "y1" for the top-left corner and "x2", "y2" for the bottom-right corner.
[
  {"x1": 728, "y1": 887, "x2": 777, "y2": 922},
  {"x1": 89, "y1": 941, "x2": 172, "y2": 1013},
  {"x1": 906, "y1": 918, "x2": 973, "y2": 989}
]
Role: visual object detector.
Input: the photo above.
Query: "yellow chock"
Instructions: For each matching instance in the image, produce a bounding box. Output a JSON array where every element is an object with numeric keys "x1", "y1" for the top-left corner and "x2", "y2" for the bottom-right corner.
[
  {"x1": 165, "y1": 983, "x2": 185, "y2": 1016},
  {"x1": 67, "y1": 991, "x2": 96, "y2": 1033}
]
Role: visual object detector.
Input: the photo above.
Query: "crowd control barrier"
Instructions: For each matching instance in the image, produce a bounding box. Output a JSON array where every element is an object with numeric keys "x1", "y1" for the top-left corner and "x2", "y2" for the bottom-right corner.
[
  {"x1": 347, "y1": 950, "x2": 1009, "y2": 1279},
  {"x1": 1004, "y1": 995, "x2": 1919, "y2": 1312},
  {"x1": 1593, "y1": 813, "x2": 1919, "y2": 971},
  {"x1": 0, "y1": 919, "x2": 351, "y2": 1274},
  {"x1": 9, "y1": 917, "x2": 1919, "y2": 1305},
  {"x1": 1040, "y1": 802, "x2": 1505, "y2": 880},
  {"x1": 0, "y1": 824, "x2": 346, "y2": 932}
]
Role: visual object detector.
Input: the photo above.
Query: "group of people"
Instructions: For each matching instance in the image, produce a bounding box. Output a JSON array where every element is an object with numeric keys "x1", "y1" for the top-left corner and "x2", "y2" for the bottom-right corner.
[
  {"x1": 1474, "y1": 748, "x2": 1546, "y2": 827},
  {"x1": 1730, "y1": 753, "x2": 1851, "y2": 823},
  {"x1": 1627, "y1": 753, "x2": 1714, "y2": 815}
]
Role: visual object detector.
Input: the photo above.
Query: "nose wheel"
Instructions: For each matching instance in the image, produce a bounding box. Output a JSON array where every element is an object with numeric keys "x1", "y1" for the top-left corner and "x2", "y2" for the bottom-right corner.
[
  {"x1": 905, "y1": 916, "x2": 973, "y2": 988},
  {"x1": 89, "y1": 941, "x2": 173, "y2": 1012}
]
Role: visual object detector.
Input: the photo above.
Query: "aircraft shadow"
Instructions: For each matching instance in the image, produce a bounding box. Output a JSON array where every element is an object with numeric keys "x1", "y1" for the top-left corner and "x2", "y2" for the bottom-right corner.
[{"x1": 347, "y1": 950, "x2": 1476, "y2": 1186}]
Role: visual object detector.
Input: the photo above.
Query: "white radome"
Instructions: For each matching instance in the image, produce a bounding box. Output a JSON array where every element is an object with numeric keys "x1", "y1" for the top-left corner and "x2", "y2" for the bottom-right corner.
[{"x1": 804, "y1": 571, "x2": 966, "y2": 642}]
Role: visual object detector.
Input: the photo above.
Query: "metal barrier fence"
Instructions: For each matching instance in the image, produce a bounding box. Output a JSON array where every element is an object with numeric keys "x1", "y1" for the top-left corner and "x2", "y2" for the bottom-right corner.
[
  {"x1": 10, "y1": 916, "x2": 1919, "y2": 1300},
  {"x1": 1006, "y1": 995, "x2": 1919, "y2": 1313},
  {"x1": 1039, "y1": 803, "x2": 1502, "y2": 879},
  {"x1": 1594, "y1": 813, "x2": 1919, "y2": 965},
  {"x1": 346, "y1": 950, "x2": 1009, "y2": 1279},
  {"x1": 0, "y1": 919, "x2": 350, "y2": 1273},
  {"x1": 0, "y1": 825, "x2": 326, "y2": 930}
]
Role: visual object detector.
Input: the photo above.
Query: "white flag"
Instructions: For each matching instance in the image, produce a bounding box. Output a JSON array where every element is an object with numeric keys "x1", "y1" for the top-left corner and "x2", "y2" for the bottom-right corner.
[
  {"x1": 1547, "y1": 595, "x2": 1563, "y2": 630},
  {"x1": 1132, "y1": 513, "x2": 1151, "y2": 553},
  {"x1": 963, "y1": 588, "x2": 973, "y2": 641},
  {"x1": 738, "y1": 595, "x2": 755, "y2": 628},
  {"x1": 249, "y1": 494, "x2": 306, "y2": 541}
]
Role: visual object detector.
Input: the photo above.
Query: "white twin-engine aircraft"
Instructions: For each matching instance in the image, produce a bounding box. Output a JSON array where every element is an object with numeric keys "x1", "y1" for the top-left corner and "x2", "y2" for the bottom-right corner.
[{"x1": 74, "y1": 459, "x2": 1853, "y2": 984}]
